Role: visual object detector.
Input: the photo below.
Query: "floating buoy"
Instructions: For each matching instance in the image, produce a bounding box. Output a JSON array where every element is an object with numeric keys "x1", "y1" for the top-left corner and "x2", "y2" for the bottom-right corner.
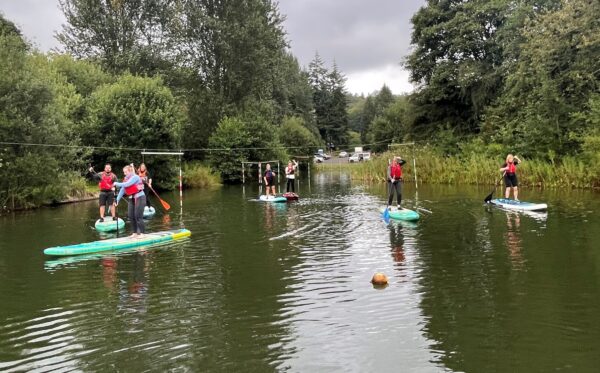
[{"x1": 371, "y1": 272, "x2": 388, "y2": 286}]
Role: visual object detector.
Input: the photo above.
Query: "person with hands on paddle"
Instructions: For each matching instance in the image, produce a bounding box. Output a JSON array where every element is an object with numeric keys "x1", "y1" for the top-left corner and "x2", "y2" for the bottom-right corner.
[
  {"x1": 500, "y1": 154, "x2": 521, "y2": 200},
  {"x1": 89, "y1": 164, "x2": 117, "y2": 222},
  {"x1": 388, "y1": 157, "x2": 406, "y2": 209},
  {"x1": 285, "y1": 160, "x2": 298, "y2": 193},
  {"x1": 114, "y1": 164, "x2": 146, "y2": 238},
  {"x1": 137, "y1": 163, "x2": 153, "y2": 208}
]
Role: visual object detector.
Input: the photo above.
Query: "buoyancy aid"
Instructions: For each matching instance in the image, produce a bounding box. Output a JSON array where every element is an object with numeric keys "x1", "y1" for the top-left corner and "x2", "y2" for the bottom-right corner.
[
  {"x1": 390, "y1": 164, "x2": 402, "y2": 179},
  {"x1": 506, "y1": 162, "x2": 516, "y2": 174},
  {"x1": 138, "y1": 169, "x2": 148, "y2": 183},
  {"x1": 124, "y1": 175, "x2": 144, "y2": 196},
  {"x1": 99, "y1": 172, "x2": 115, "y2": 190}
]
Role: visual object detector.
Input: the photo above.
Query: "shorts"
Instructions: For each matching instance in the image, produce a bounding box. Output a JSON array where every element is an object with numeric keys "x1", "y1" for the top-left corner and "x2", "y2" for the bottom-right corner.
[
  {"x1": 504, "y1": 173, "x2": 518, "y2": 188},
  {"x1": 99, "y1": 190, "x2": 114, "y2": 206}
]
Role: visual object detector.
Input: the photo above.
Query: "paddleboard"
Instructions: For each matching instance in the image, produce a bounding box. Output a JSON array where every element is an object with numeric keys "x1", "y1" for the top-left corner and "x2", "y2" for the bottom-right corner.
[
  {"x1": 143, "y1": 206, "x2": 156, "y2": 218},
  {"x1": 380, "y1": 207, "x2": 420, "y2": 221},
  {"x1": 283, "y1": 192, "x2": 299, "y2": 201},
  {"x1": 490, "y1": 198, "x2": 548, "y2": 211},
  {"x1": 94, "y1": 217, "x2": 125, "y2": 232},
  {"x1": 259, "y1": 195, "x2": 287, "y2": 203},
  {"x1": 44, "y1": 228, "x2": 191, "y2": 256}
]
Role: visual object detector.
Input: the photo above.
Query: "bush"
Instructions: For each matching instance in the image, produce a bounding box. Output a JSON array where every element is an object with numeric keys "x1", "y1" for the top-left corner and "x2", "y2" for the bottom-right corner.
[{"x1": 183, "y1": 163, "x2": 221, "y2": 189}]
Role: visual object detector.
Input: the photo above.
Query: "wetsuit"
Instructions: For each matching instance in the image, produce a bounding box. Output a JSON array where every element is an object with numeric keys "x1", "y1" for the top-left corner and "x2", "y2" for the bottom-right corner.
[{"x1": 387, "y1": 159, "x2": 406, "y2": 206}]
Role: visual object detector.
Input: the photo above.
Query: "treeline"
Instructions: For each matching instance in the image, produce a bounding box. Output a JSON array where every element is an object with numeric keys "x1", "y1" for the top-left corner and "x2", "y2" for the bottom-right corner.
[
  {"x1": 0, "y1": 0, "x2": 353, "y2": 208},
  {"x1": 349, "y1": 0, "x2": 599, "y2": 169}
]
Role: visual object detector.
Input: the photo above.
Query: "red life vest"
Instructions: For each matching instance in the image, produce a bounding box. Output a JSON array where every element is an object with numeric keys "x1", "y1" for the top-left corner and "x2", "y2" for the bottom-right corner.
[
  {"x1": 99, "y1": 172, "x2": 115, "y2": 190},
  {"x1": 390, "y1": 164, "x2": 402, "y2": 179},
  {"x1": 506, "y1": 162, "x2": 516, "y2": 174},
  {"x1": 124, "y1": 175, "x2": 144, "y2": 196}
]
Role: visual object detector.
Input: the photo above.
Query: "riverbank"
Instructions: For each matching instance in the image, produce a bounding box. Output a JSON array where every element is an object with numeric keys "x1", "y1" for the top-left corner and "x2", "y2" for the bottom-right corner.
[
  {"x1": 316, "y1": 148, "x2": 600, "y2": 189},
  {"x1": 1, "y1": 163, "x2": 222, "y2": 213}
]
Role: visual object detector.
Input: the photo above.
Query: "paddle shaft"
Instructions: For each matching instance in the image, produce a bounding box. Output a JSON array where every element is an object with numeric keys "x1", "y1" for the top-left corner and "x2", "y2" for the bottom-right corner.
[
  {"x1": 485, "y1": 172, "x2": 506, "y2": 202},
  {"x1": 146, "y1": 183, "x2": 170, "y2": 211}
]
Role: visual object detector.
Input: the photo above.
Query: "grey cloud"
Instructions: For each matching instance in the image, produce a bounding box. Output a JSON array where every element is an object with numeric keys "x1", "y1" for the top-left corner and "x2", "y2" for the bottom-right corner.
[
  {"x1": 278, "y1": 0, "x2": 425, "y2": 73},
  {"x1": 0, "y1": 0, "x2": 64, "y2": 50}
]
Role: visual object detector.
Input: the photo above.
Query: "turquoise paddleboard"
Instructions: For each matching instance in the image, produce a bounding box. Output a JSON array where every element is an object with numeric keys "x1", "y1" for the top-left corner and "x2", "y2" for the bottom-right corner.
[
  {"x1": 380, "y1": 207, "x2": 420, "y2": 221},
  {"x1": 44, "y1": 229, "x2": 191, "y2": 256},
  {"x1": 94, "y1": 217, "x2": 125, "y2": 232},
  {"x1": 143, "y1": 206, "x2": 156, "y2": 218},
  {"x1": 259, "y1": 195, "x2": 287, "y2": 203}
]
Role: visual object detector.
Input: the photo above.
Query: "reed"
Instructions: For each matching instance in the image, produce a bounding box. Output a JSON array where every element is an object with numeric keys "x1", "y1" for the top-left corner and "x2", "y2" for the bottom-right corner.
[{"x1": 340, "y1": 148, "x2": 600, "y2": 189}]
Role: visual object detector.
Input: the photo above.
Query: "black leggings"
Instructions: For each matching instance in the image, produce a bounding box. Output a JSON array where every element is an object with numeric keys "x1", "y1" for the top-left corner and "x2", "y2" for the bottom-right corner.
[
  {"x1": 388, "y1": 180, "x2": 402, "y2": 206},
  {"x1": 286, "y1": 178, "x2": 295, "y2": 193},
  {"x1": 144, "y1": 189, "x2": 152, "y2": 207},
  {"x1": 128, "y1": 195, "x2": 146, "y2": 234}
]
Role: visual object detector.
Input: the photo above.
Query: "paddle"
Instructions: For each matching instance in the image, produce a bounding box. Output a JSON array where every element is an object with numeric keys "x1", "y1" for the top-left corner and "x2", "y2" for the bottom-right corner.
[
  {"x1": 114, "y1": 189, "x2": 119, "y2": 238},
  {"x1": 484, "y1": 172, "x2": 506, "y2": 203},
  {"x1": 146, "y1": 183, "x2": 170, "y2": 211}
]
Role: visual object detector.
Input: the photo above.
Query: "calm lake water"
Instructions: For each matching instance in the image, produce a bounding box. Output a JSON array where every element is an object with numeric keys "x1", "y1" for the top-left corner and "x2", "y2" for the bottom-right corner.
[{"x1": 1, "y1": 171, "x2": 600, "y2": 372}]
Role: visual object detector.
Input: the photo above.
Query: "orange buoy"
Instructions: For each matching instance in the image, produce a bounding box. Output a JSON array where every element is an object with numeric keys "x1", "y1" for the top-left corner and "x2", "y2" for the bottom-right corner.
[{"x1": 371, "y1": 272, "x2": 388, "y2": 286}]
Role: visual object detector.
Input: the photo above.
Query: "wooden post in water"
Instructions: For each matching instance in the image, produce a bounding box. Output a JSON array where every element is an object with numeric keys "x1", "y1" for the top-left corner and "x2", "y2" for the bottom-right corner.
[
  {"x1": 258, "y1": 163, "x2": 262, "y2": 185},
  {"x1": 242, "y1": 162, "x2": 245, "y2": 184}
]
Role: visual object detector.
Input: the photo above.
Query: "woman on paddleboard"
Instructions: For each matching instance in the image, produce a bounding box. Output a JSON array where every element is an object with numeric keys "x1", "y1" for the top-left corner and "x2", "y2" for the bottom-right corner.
[
  {"x1": 263, "y1": 164, "x2": 276, "y2": 196},
  {"x1": 500, "y1": 154, "x2": 521, "y2": 200},
  {"x1": 89, "y1": 164, "x2": 117, "y2": 222},
  {"x1": 387, "y1": 157, "x2": 406, "y2": 209},
  {"x1": 137, "y1": 163, "x2": 153, "y2": 208},
  {"x1": 115, "y1": 165, "x2": 146, "y2": 238},
  {"x1": 285, "y1": 160, "x2": 298, "y2": 193}
]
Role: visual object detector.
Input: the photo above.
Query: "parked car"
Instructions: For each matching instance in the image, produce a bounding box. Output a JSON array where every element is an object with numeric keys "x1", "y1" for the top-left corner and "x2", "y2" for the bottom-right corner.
[
  {"x1": 362, "y1": 152, "x2": 371, "y2": 161},
  {"x1": 322, "y1": 153, "x2": 331, "y2": 160},
  {"x1": 339, "y1": 151, "x2": 348, "y2": 158},
  {"x1": 348, "y1": 153, "x2": 360, "y2": 163},
  {"x1": 314, "y1": 154, "x2": 324, "y2": 163}
]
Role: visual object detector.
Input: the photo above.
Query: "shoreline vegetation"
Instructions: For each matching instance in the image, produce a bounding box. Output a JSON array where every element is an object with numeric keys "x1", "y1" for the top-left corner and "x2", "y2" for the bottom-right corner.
[
  {"x1": 317, "y1": 148, "x2": 600, "y2": 190},
  {"x1": 3, "y1": 0, "x2": 599, "y2": 210}
]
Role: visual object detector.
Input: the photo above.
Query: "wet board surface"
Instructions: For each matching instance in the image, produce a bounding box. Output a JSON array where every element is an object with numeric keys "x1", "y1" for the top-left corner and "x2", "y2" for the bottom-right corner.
[{"x1": 44, "y1": 229, "x2": 191, "y2": 256}]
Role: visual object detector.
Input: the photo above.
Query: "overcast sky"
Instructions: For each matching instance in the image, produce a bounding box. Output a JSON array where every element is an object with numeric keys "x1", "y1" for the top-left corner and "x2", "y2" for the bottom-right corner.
[{"x1": 0, "y1": 0, "x2": 425, "y2": 95}]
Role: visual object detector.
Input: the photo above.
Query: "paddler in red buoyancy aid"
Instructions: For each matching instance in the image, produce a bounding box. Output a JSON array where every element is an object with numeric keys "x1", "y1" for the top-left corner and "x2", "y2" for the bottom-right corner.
[
  {"x1": 89, "y1": 163, "x2": 118, "y2": 222},
  {"x1": 387, "y1": 157, "x2": 406, "y2": 209},
  {"x1": 500, "y1": 154, "x2": 522, "y2": 200},
  {"x1": 114, "y1": 164, "x2": 146, "y2": 238}
]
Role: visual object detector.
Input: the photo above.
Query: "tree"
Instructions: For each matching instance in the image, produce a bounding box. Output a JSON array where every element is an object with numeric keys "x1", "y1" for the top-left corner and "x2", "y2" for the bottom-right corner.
[
  {"x1": 484, "y1": 0, "x2": 600, "y2": 156},
  {"x1": 0, "y1": 23, "x2": 83, "y2": 208},
  {"x1": 57, "y1": 0, "x2": 173, "y2": 74},
  {"x1": 278, "y1": 117, "x2": 322, "y2": 156},
  {"x1": 208, "y1": 114, "x2": 285, "y2": 183},
  {"x1": 84, "y1": 74, "x2": 184, "y2": 188}
]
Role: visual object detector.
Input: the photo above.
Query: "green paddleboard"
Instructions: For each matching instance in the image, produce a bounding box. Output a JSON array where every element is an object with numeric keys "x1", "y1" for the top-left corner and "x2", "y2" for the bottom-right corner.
[
  {"x1": 380, "y1": 207, "x2": 420, "y2": 221},
  {"x1": 44, "y1": 229, "x2": 191, "y2": 256}
]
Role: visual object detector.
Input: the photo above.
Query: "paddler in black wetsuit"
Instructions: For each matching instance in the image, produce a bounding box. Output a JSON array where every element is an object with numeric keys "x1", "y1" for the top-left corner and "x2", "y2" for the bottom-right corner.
[
  {"x1": 263, "y1": 164, "x2": 276, "y2": 197},
  {"x1": 500, "y1": 154, "x2": 521, "y2": 200}
]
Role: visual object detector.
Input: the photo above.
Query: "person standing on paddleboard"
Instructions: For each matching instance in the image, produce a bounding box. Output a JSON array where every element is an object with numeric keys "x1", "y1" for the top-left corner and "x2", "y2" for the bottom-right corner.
[
  {"x1": 89, "y1": 164, "x2": 117, "y2": 222},
  {"x1": 264, "y1": 164, "x2": 276, "y2": 197},
  {"x1": 137, "y1": 163, "x2": 153, "y2": 208},
  {"x1": 285, "y1": 160, "x2": 298, "y2": 193},
  {"x1": 114, "y1": 165, "x2": 146, "y2": 238},
  {"x1": 387, "y1": 157, "x2": 406, "y2": 209},
  {"x1": 500, "y1": 154, "x2": 521, "y2": 200}
]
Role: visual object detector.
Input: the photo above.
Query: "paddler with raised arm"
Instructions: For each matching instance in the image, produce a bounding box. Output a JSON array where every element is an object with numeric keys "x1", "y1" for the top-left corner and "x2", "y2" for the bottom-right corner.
[
  {"x1": 89, "y1": 164, "x2": 117, "y2": 222},
  {"x1": 500, "y1": 154, "x2": 521, "y2": 200},
  {"x1": 114, "y1": 164, "x2": 146, "y2": 238}
]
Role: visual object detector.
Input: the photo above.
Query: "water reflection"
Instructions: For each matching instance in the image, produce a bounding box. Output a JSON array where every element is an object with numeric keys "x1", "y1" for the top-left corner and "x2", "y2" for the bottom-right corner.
[{"x1": 505, "y1": 212, "x2": 524, "y2": 269}]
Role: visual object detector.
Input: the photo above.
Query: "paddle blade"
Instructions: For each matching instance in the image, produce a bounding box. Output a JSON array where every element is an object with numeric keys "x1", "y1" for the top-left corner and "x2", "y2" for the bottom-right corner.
[
  {"x1": 383, "y1": 206, "x2": 390, "y2": 222},
  {"x1": 160, "y1": 199, "x2": 171, "y2": 211},
  {"x1": 484, "y1": 192, "x2": 493, "y2": 203}
]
